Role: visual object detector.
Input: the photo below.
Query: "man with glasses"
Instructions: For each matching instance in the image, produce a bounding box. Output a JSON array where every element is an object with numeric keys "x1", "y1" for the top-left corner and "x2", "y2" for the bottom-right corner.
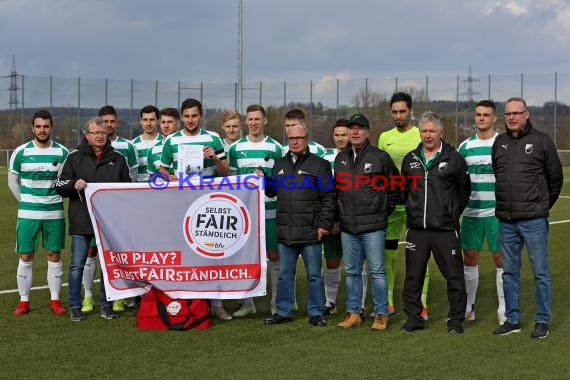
[
  {"x1": 458, "y1": 100, "x2": 505, "y2": 326},
  {"x1": 262, "y1": 124, "x2": 335, "y2": 327},
  {"x1": 335, "y1": 114, "x2": 399, "y2": 331},
  {"x1": 492, "y1": 97, "x2": 563, "y2": 338},
  {"x1": 56, "y1": 117, "x2": 131, "y2": 322}
]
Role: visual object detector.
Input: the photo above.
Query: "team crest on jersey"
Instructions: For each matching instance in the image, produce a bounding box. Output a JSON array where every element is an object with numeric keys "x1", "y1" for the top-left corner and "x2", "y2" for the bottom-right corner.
[
  {"x1": 525, "y1": 144, "x2": 533, "y2": 154},
  {"x1": 364, "y1": 163, "x2": 372, "y2": 173},
  {"x1": 183, "y1": 192, "x2": 250, "y2": 259},
  {"x1": 438, "y1": 162, "x2": 448, "y2": 171}
]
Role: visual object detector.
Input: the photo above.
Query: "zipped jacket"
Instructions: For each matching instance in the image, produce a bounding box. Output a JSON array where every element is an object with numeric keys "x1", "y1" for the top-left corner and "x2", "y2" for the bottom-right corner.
[
  {"x1": 401, "y1": 140, "x2": 470, "y2": 230},
  {"x1": 492, "y1": 120, "x2": 563, "y2": 221},
  {"x1": 56, "y1": 138, "x2": 131, "y2": 235},
  {"x1": 334, "y1": 139, "x2": 399, "y2": 234},
  {"x1": 265, "y1": 150, "x2": 336, "y2": 245}
]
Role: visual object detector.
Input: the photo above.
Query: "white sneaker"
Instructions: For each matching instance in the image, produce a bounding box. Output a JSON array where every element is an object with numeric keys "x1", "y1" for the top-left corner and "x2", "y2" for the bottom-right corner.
[
  {"x1": 498, "y1": 312, "x2": 507, "y2": 326},
  {"x1": 233, "y1": 303, "x2": 256, "y2": 317},
  {"x1": 213, "y1": 306, "x2": 232, "y2": 320}
]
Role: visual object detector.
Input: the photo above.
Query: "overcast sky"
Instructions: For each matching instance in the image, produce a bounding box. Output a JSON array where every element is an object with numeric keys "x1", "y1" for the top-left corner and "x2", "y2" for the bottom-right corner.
[{"x1": 1, "y1": 0, "x2": 570, "y2": 107}]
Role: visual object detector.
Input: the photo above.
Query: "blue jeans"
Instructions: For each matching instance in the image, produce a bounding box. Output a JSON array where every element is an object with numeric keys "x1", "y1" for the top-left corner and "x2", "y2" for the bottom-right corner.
[
  {"x1": 68, "y1": 235, "x2": 110, "y2": 310},
  {"x1": 341, "y1": 230, "x2": 388, "y2": 315},
  {"x1": 499, "y1": 218, "x2": 551, "y2": 324},
  {"x1": 275, "y1": 242, "x2": 323, "y2": 318}
]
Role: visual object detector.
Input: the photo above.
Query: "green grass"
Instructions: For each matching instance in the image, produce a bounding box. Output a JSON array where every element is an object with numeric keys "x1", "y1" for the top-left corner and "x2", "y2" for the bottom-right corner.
[{"x1": 0, "y1": 167, "x2": 569, "y2": 379}]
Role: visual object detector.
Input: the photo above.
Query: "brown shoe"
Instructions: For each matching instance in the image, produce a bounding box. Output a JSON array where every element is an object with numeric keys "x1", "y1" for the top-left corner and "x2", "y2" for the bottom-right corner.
[
  {"x1": 336, "y1": 312, "x2": 361, "y2": 328},
  {"x1": 372, "y1": 314, "x2": 388, "y2": 331}
]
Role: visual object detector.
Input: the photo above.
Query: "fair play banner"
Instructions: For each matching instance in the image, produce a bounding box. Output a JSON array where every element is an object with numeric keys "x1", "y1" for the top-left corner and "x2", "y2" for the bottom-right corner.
[{"x1": 84, "y1": 175, "x2": 266, "y2": 300}]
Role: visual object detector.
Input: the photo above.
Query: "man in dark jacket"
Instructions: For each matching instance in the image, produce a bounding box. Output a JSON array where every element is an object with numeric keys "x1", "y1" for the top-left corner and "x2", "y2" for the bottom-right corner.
[
  {"x1": 56, "y1": 116, "x2": 131, "y2": 322},
  {"x1": 334, "y1": 114, "x2": 399, "y2": 331},
  {"x1": 400, "y1": 111, "x2": 471, "y2": 334},
  {"x1": 262, "y1": 124, "x2": 335, "y2": 327},
  {"x1": 491, "y1": 97, "x2": 563, "y2": 339}
]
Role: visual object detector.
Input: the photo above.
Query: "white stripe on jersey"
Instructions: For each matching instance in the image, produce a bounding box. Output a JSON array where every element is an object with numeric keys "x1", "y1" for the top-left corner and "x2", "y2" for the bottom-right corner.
[
  {"x1": 18, "y1": 209, "x2": 64, "y2": 220},
  {"x1": 20, "y1": 163, "x2": 59, "y2": 172},
  {"x1": 23, "y1": 147, "x2": 65, "y2": 156},
  {"x1": 20, "y1": 179, "x2": 56, "y2": 189},
  {"x1": 20, "y1": 194, "x2": 63, "y2": 204}
]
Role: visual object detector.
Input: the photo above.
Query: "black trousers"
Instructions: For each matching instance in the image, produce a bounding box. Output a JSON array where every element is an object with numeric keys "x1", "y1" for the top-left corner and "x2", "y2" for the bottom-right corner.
[{"x1": 403, "y1": 229, "x2": 466, "y2": 323}]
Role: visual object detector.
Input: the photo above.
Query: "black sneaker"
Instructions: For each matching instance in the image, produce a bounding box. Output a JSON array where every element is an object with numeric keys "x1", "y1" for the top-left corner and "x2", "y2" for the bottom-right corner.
[
  {"x1": 100, "y1": 305, "x2": 119, "y2": 320},
  {"x1": 493, "y1": 321, "x2": 521, "y2": 335},
  {"x1": 309, "y1": 315, "x2": 327, "y2": 327},
  {"x1": 70, "y1": 308, "x2": 85, "y2": 322},
  {"x1": 400, "y1": 318, "x2": 425, "y2": 333},
  {"x1": 530, "y1": 323, "x2": 549, "y2": 339},
  {"x1": 324, "y1": 302, "x2": 337, "y2": 316},
  {"x1": 447, "y1": 319, "x2": 464, "y2": 335}
]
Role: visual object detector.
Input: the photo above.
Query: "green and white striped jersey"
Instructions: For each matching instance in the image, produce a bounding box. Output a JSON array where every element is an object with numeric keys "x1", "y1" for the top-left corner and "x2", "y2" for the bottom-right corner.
[
  {"x1": 111, "y1": 136, "x2": 139, "y2": 171},
  {"x1": 282, "y1": 139, "x2": 326, "y2": 157},
  {"x1": 132, "y1": 134, "x2": 163, "y2": 182},
  {"x1": 9, "y1": 140, "x2": 69, "y2": 220},
  {"x1": 457, "y1": 132, "x2": 498, "y2": 218},
  {"x1": 228, "y1": 135, "x2": 283, "y2": 218},
  {"x1": 160, "y1": 129, "x2": 226, "y2": 177},
  {"x1": 322, "y1": 148, "x2": 340, "y2": 173}
]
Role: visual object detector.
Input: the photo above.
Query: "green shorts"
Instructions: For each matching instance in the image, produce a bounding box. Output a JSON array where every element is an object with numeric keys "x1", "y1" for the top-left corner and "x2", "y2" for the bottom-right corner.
[
  {"x1": 460, "y1": 215, "x2": 499, "y2": 252},
  {"x1": 323, "y1": 233, "x2": 342, "y2": 259},
  {"x1": 16, "y1": 218, "x2": 65, "y2": 254},
  {"x1": 265, "y1": 218, "x2": 277, "y2": 253},
  {"x1": 90, "y1": 238, "x2": 97, "y2": 248},
  {"x1": 386, "y1": 207, "x2": 406, "y2": 241}
]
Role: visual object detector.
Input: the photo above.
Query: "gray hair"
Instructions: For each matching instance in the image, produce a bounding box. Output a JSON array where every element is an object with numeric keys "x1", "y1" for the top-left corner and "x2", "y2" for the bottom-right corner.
[
  {"x1": 84, "y1": 116, "x2": 104, "y2": 133},
  {"x1": 286, "y1": 124, "x2": 308, "y2": 137},
  {"x1": 419, "y1": 111, "x2": 443, "y2": 131}
]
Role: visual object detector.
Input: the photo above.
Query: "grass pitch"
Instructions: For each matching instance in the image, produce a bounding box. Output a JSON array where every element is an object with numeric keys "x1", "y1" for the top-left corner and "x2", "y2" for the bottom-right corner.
[{"x1": 0, "y1": 167, "x2": 569, "y2": 379}]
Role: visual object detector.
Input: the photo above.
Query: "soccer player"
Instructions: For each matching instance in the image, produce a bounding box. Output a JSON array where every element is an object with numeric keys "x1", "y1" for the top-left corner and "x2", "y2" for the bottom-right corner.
[
  {"x1": 321, "y1": 118, "x2": 348, "y2": 315},
  {"x1": 8, "y1": 109, "x2": 69, "y2": 316},
  {"x1": 147, "y1": 107, "x2": 180, "y2": 175},
  {"x1": 228, "y1": 104, "x2": 283, "y2": 317},
  {"x1": 132, "y1": 105, "x2": 162, "y2": 182},
  {"x1": 159, "y1": 98, "x2": 228, "y2": 179},
  {"x1": 378, "y1": 92, "x2": 429, "y2": 319},
  {"x1": 457, "y1": 100, "x2": 505, "y2": 325},
  {"x1": 159, "y1": 98, "x2": 230, "y2": 319},
  {"x1": 282, "y1": 108, "x2": 326, "y2": 157}
]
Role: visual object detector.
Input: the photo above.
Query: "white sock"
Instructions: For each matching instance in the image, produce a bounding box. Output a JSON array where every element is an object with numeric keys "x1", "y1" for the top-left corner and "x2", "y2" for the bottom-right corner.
[
  {"x1": 361, "y1": 267, "x2": 368, "y2": 309},
  {"x1": 47, "y1": 260, "x2": 63, "y2": 300},
  {"x1": 324, "y1": 268, "x2": 341, "y2": 306},
  {"x1": 17, "y1": 259, "x2": 33, "y2": 302},
  {"x1": 269, "y1": 260, "x2": 280, "y2": 307},
  {"x1": 464, "y1": 265, "x2": 479, "y2": 313},
  {"x1": 496, "y1": 267, "x2": 505, "y2": 314},
  {"x1": 82, "y1": 256, "x2": 97, "y2": 297}
]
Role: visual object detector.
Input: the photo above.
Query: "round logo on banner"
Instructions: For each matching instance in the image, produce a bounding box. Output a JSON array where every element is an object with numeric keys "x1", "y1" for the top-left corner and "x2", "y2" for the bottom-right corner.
[{"x1": 183, "y1": 192, "x2": 251, "y2": 259}]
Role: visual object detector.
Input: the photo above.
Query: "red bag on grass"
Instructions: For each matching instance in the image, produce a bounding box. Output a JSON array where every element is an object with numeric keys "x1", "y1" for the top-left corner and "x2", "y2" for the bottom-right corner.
[{"x1": 136, "y1": 287, "x2": 211, "y2": 330}]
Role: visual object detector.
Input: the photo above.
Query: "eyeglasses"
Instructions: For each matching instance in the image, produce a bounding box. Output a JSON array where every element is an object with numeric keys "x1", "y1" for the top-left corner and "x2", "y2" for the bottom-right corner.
[
  {"x1": 287, "y1": 136, "x2": 307, "y2": 142},
  {"x1": 503, "y1": 110, "x2": 526, "y2": 117},
  {"x1": 86, "y1": 131, "x2": 107, "y2": 136}
]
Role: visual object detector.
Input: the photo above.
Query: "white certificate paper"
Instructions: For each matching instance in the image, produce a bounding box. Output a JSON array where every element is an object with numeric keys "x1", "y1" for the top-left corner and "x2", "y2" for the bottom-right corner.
[{"x1": 178, "y1": 144, "x2": 204, "y2": 176}]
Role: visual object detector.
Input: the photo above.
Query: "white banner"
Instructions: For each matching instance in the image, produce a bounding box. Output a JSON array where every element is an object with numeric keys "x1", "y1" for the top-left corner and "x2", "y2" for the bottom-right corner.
[{"x1": 84, "y1": 175, "x2": 266, "y2": 300}]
